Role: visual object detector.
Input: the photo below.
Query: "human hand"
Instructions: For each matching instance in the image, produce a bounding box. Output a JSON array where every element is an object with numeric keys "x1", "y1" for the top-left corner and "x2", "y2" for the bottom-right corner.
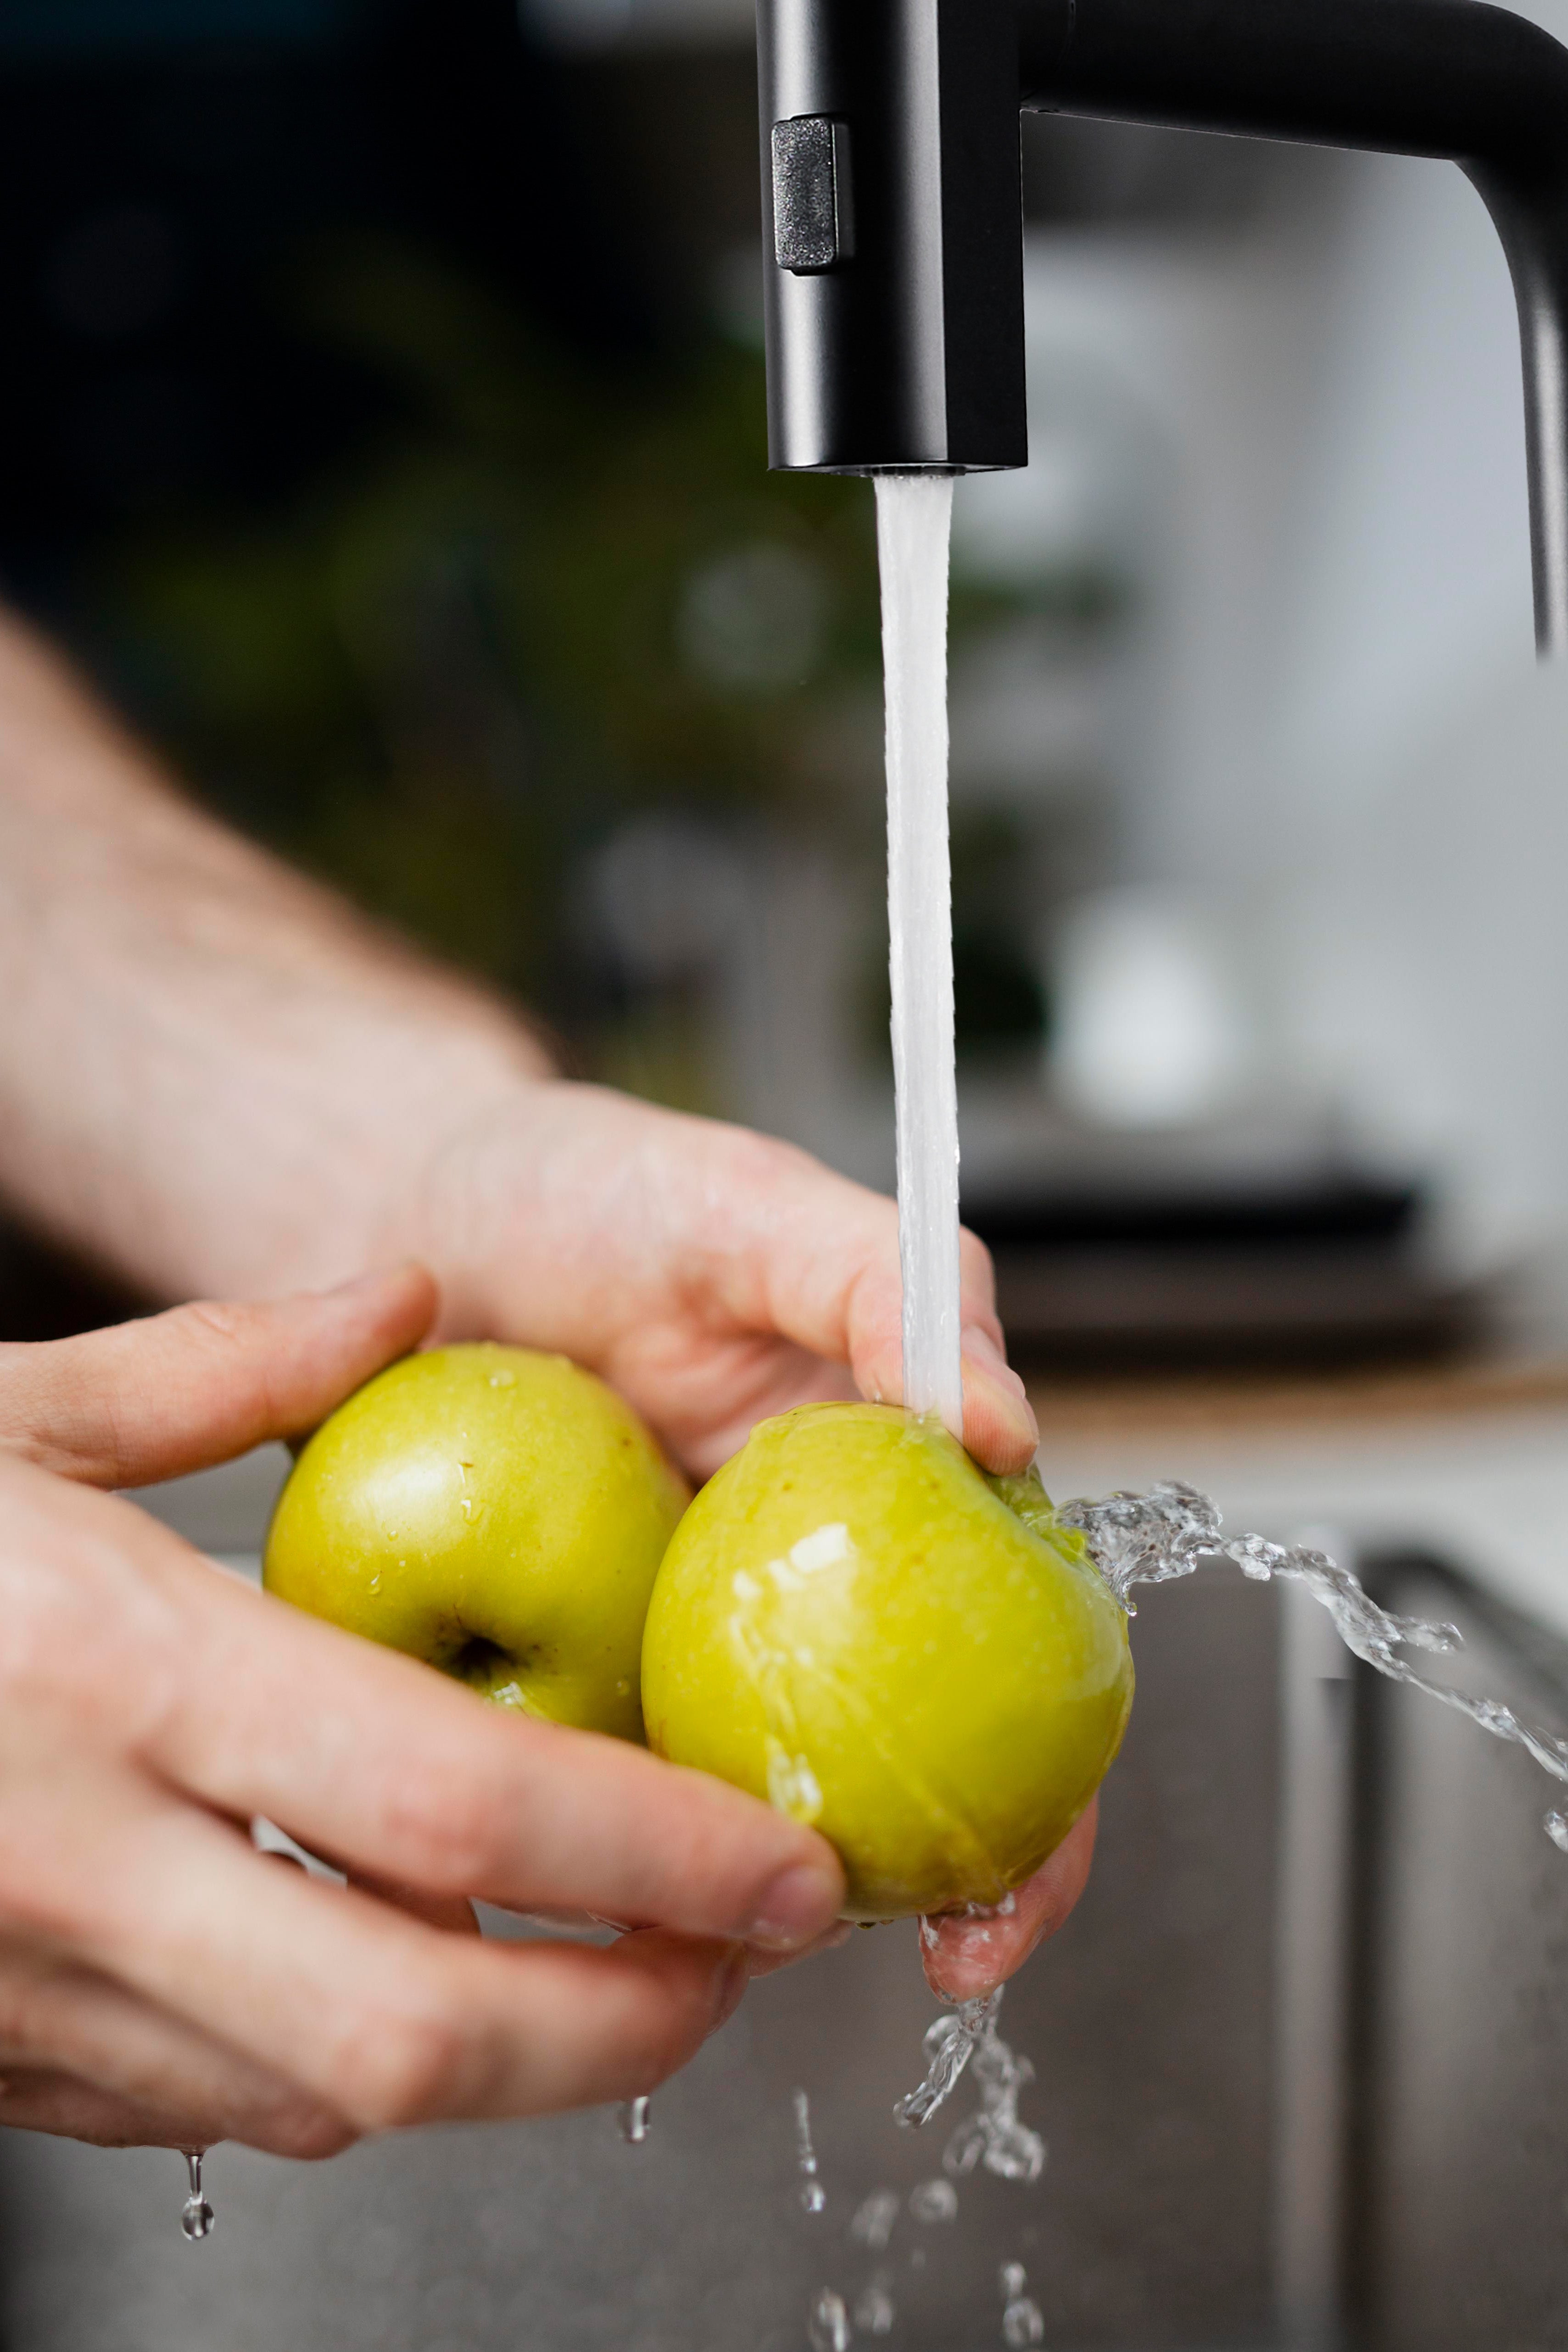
[
  {"x1": 390, "y1": 1082, "x2": 1089, "y2": 1993},
  {"x1": 410, "y1": 1082, "x2": 1039, "y2": 1482},
  {"x1": 0, "y1": 1267, "x2": 844, "y2": 2154}
]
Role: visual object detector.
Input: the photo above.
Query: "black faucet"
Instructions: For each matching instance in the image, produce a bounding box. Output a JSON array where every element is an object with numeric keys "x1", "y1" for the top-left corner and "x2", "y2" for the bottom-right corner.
[{"x1": 758, "y1": 0, "x2": 1568, "y2": 654}]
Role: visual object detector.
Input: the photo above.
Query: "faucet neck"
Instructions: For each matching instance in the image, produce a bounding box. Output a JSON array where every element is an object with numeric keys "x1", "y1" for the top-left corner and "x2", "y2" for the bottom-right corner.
[
  {"x1": 758, "y1": 0, "x2": 1568, "y2": 654},
  {"x1": 1018, "y1": 0, "x2": 1568, "y2": 656}
]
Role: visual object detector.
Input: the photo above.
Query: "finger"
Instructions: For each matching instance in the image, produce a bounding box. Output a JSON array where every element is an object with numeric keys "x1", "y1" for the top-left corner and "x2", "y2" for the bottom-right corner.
[
  {"x1": 743, "y1": 1920, "x2": 855, "y2": 1980},
  {"x1": 341, "y1": 1867, "x2": 481, "y2": 1938},
  {"x1": 0, "y1": 1462, "x2": 845, "y2": 1956},
  {"x1": 97, "y1": 1501, "x2": 845, "y2": 1949},
  {"x1": 921, "y1": 1802, "x2": 1099, "y2": 2000},
  {"x1": 686, "y1": 1128, "x2": 1039, "y2": 1475},
  {"x1": 0, "y1": 1944, "x2": 353, "y2": 2158},
  {"x1": 0, "y1": 1701, "x2": 754, "y2": 2128},
  {"x1": 0, "y1": 1264, "x2": 437, "y2": 1488},
  {"x1": 0, "y1": 2068, "x2": 208, "y2": 2150},
  {"x1": 33, "y1": 1780, "x2": 751, "y2": 2128}
]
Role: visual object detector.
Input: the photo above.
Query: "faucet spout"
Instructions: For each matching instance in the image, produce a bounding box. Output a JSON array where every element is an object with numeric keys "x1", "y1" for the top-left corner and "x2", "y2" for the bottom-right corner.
[{"x1": 757, "y1": 0, "x2": 1568, "y2": 656}]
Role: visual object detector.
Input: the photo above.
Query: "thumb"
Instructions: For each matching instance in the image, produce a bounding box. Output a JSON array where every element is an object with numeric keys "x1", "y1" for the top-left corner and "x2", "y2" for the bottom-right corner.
[{"x1": 0, "y1": 1264, "x2": 437, "y2": 1490}]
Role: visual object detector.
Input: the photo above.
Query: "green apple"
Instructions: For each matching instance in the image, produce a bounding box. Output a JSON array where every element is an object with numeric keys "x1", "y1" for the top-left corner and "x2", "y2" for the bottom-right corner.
[
  {"x1": 641, "y1": 1401, "x2": 1133, "y2": 1920},
  {"x1": 264, "y1": 1344, "x2": 688, "y2": 1743}
]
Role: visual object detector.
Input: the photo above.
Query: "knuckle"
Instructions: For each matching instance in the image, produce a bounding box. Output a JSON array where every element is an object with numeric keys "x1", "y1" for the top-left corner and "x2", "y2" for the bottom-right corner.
[
  {"x1": 958, "y1": 1227, "x2": 997, "y2": 1290},
  {"x1": 378, "y1": 1755, "x2": 503, "y2": 1893},
  {"x1": 174, "y1": 1299, "x2": 253, "y2": 1349},
  {"x1": 259, "y1": 2100, "x2": 360, "y2": 2163},
  {"x1": 0, "y1": 1969, "x2": 50, "y2": 2062},
  {"x1": 332, "y1": 1991, "x2": 474, "y2": 2130}
]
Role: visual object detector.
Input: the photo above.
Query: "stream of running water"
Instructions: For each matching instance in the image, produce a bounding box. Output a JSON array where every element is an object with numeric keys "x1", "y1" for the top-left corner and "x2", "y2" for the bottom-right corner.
[{"x1": 876, "y1": 475, "x2": 963, "y2": 1442}]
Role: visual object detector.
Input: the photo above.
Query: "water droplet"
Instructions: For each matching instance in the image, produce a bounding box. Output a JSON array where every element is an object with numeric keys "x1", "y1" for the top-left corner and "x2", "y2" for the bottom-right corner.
[
  {"x1": 1003, "y1": 2297, "x2": 1045, "y2": 2346},
  {"x1": 619, "y1": 2095, "x2": 651, "y2": 2144},
  {"x1": 1546, "y1": 1811, "x2": 1568, "y2": 1851},
  {"x1": 793, "y1": 2087, "x2": 826, "y2": 2213},
  {"x1": 855, "y1": 2273, "x2": 896, "y2": 2335},
  {"x1": 488, "y1": 1369, "x2": 516, "y2": 1388},
  {"x1": 909, "y1": 2178, "x2": 958, "y2": 2224},
  {"x1": 766, "y1": 1741, "x2": 824, "y2": 1826},
  {"x1": 999, "y1": 2257, "x2": 1043, "y2": 2342},
  {"x1": 807, "y1": 2287, "x2": 852, "y2": 2352},
  {"x1": 849, "y1": 2190, "x2": 899, "y2": 2252},
  {"x1": 179, "y1": 2150, "x2": 213, "y2": 2242}
]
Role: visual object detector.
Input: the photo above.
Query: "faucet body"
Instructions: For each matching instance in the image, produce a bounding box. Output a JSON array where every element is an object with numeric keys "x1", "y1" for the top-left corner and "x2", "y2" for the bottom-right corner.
[{"x1": 757, "y1": 0, "x2": 1568, "y2": 653}]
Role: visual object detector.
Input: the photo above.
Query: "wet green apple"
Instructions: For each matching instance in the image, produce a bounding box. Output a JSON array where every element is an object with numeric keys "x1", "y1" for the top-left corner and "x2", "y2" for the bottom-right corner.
[
  {"x1": 641, "y1": 1402, "x2": 1133, "y2": 1920},
  {"x1": 264, "y1": 1344, "x2": 688, "y2": 1743}
]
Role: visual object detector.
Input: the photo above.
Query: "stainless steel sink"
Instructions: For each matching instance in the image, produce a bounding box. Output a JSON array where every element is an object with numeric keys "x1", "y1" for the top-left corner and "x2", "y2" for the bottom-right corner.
[{"x1": 0, "y1": 1460, "x2": 1563, "y2": 2351}]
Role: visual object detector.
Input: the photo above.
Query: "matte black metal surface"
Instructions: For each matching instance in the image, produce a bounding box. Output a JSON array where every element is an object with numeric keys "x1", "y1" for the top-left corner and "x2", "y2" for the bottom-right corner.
[
  {"x1": 758, "y1": 0, "x2": 1568, "y2": 652},
  {"x1": 757, "y1": 0, "x2": 1027, "y2": 472}
]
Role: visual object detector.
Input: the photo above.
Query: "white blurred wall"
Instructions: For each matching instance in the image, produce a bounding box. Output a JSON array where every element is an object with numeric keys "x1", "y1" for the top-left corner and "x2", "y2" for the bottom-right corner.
[{"x1": 982, "y1": 7, "x2": 1568, "y2": 1268}]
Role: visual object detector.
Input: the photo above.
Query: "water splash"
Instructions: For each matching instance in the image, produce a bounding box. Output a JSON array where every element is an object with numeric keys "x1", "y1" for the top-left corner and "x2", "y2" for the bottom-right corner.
[
  {"x1": 619, "y1": 2096, "x2": 651, "y2": 2146},
  {"x1": 943, "y1": 2022, "x2": 1045, "y2": 2185},
  {"x1": 893, "y1": 1990, "x2": 999, "y2": 2128},
  {"x1": 876, "y1": 472, "x2": 962, "y2": 1439},
  {"x1": 793, "y1": 2087, "x2": 826, "y2": 2214},
  {"x1": 1000, "y1": 2261, "x2": 1045, "y2": 2346},
  {"x1": 909, "y1": 2178, "x2": 958, "y2": 2224},
  {"x1": 807, "y1": 2286, "x2": 853, "y2": 2352},
  {"x1": 895, "y1": 1987, "x2": 1044, "y2": 2181},
  {"x1": 849, "y1": 2189, "x2": 899, "y2": 2252},
  {"x1": 179, "y1": 2149, "x2": 213, "y2": 2243},
  {"x1": 1062, "y1": 1480, "x2": 1568, "y2": 1837},
  {"x1": 855, "y1": 2270, "x2": 897, "y2": 2335}
]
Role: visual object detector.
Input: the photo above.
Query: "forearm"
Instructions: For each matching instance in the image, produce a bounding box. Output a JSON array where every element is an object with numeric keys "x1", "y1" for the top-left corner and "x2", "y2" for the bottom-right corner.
[{"x1": 0, "y1": 607, "x2": 551, "y2": 1303}]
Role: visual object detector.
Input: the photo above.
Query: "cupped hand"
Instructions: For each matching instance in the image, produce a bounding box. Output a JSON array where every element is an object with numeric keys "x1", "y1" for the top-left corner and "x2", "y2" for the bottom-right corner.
[
  {"x1": 0, "y1": 1268, "x2": 844, "y2": 2154},
  {"x1": 398, "y1": 1083, "x2": 1086, "y2": 1996},
  {"x1": 415, "y1": 1082, "x2": 1039, "y2": 1482}
]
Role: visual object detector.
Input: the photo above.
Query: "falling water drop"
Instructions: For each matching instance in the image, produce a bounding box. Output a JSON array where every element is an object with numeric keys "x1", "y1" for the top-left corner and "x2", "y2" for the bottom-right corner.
[
  {"x1": 1547, "y1": 1811, "x2": 1568, "y2": 1852},
  {"x1": 793, "y1": 2088, "x2": 826, "y2": 2213},
  {"x1": 619, "y1": 2096, "x2": 651, "y2": 2145},
  {"x1": 179, "y1": 2150, "x2": 213, "y2": 2243},
  {"x1": 909, "y1": 2178, "x2": 958, "y2": 2224},
  {"x1": 855, "y1": 2271, "x2": 897, "y2": 2335},
  {"x1": 849, "y1": 2189, "x2": 899, "y2": 2252},
  {"x1": 807, "y1": 2286, "x2": 852, "y2": 2352},
  {"x1": 999, "y1": 2257, "x2": 1045, "y2": 2348}
]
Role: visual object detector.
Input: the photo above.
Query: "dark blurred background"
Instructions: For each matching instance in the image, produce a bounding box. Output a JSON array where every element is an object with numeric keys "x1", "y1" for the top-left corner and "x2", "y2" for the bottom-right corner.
[{"x1": 1, "y1": 0, "x2": 1564, "y2": 1377}]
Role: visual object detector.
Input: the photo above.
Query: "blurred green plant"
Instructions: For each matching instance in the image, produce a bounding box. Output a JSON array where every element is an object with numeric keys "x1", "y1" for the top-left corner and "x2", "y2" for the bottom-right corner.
[
  {"x1": 94, "y1": 235, "x2": 1103, "y2": 1098},
  {"x1": 99, "y1": 242, "x2": 896, "y2": 997}
]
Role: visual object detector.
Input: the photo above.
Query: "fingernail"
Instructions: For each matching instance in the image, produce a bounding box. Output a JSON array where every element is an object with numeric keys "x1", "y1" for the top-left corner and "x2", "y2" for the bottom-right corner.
[
  {"x1": 746, "y1": 1861, "x2": 843, "y2": 1951},
  {"x1": 710, "y1": 1944, "x2": 751, "y2": 2031}
]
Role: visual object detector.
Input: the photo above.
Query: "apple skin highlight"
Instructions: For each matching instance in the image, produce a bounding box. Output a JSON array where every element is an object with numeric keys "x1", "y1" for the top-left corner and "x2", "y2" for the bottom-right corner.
[
  {"x1": 263, "y1": 1343, "x2": 688, "y2": 1743},
  {"x1": 641, "y1": 1402, "x2": 1134, "y2": 1922}
]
